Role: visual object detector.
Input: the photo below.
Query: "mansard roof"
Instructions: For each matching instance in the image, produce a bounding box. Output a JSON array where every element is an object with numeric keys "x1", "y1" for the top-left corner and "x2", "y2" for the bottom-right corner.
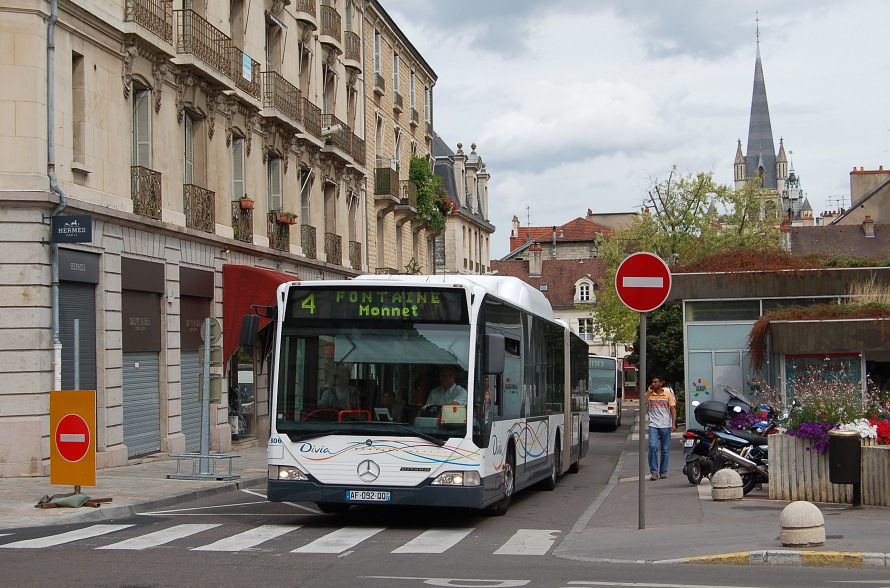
[{"x1": 508, "y1": 217, "x2": 613, "y2": 254}]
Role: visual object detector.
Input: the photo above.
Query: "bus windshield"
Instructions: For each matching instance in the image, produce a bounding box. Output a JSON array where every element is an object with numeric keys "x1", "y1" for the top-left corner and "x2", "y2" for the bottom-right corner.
[
  {"x1": 274, "y1": 322, "x2": 472, "y2": 443},
  {"x1": 589, "y1": 356, "x2": 618, "y2": 402}
]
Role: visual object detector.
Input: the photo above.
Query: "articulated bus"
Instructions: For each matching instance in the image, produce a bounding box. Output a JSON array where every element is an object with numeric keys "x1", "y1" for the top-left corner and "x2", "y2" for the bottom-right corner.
[
  {"x1": 264, "y1": 275, "x2": 589, "y2": 515},
  {"x1": 588, "y1": 355, "x2": 623, "y2": 431}
]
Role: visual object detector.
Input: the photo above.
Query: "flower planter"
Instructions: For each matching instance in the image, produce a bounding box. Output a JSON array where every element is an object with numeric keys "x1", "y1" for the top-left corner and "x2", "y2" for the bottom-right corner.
[
  {"x1": 769, "y1": 434, "x2": 889, "y2": 505},
  {"x1": 239, "y1": 198, "x2": 254, "y2": 209},
  {"x1": 276, "y1": 213, "x2": 297, "y2": 225}
]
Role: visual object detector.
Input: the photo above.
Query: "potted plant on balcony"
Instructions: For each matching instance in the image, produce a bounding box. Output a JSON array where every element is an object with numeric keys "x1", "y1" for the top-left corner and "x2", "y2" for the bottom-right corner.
[
  {"x1": 239, "y1": 195, "x2": 254, "y2": 209},
  {"x1": 276, "y1": 211, "x2": 298, "y2": 225}
]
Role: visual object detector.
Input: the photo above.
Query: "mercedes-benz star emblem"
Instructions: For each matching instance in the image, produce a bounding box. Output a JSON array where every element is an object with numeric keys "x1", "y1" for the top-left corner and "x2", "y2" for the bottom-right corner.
[{"x1": 357, "y1": 460, "x2": 380, "y2": 482}]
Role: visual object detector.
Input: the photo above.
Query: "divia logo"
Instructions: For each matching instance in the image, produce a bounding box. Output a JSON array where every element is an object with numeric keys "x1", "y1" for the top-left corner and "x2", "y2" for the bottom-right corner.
[{"x1": 298, "y1": 442, "x2": 332, "y2": 454}]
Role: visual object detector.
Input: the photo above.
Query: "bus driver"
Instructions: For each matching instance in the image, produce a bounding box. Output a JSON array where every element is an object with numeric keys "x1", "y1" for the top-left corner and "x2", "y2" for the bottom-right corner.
[{"x1": 424, "y1": 366, "x2": 468, "y2": 407}]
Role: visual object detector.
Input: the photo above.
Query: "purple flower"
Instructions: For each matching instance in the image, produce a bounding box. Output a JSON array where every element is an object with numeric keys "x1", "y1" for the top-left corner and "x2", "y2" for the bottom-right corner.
[{"x1": 787, "y1": 421, "x2": 836, "y2": 454}]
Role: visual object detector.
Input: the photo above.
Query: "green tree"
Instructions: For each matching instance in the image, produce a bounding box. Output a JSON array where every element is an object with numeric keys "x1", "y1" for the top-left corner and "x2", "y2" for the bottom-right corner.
[
  {"x1": 410, "y1": 156, "x2": 448, "y2": 231},
  {"x1": 624, "y1": 304, "x2": 684, "y2": 389},
  {"x1": 592, "y1": 168, "x2": 782, "y2": 385}
]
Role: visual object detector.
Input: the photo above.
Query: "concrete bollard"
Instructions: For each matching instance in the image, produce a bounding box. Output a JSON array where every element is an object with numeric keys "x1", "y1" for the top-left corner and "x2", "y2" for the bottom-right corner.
[
  {"x1": 711, "y1": 468, "x2": 743, "y2": 501},
  {"x1": 780, "y1": 500, "x2": 825, "y2": 547}
]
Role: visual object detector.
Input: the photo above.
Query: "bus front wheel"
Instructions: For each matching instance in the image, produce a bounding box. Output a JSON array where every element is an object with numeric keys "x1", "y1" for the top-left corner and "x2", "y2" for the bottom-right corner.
[{"x1": 488, "y1": 448, "x2": 515, "y2": 516}]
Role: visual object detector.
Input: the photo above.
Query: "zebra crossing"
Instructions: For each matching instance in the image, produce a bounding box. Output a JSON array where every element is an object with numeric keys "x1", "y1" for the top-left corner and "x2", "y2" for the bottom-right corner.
[{"x1": 0, "y1": 523, "x2": 562, "y2": 555}]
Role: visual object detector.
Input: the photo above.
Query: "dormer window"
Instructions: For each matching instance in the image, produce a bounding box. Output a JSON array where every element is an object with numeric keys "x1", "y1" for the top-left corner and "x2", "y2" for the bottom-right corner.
[{"x1": 577, "y1": 282, "x2": 591, "y2": 302}]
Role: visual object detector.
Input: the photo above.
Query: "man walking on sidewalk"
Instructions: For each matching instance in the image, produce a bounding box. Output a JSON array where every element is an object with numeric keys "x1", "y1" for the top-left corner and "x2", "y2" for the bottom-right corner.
[{"x1": 646, "y1": 376, "x2": 676, "y2": 481}]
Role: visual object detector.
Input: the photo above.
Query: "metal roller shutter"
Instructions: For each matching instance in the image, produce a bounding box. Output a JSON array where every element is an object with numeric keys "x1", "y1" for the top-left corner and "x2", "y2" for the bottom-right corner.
[
  {"x1": 180, "y1": 351, "x2": 202, "y2": 452},
  {"x1": 122, "y1": 352, "x2": 161, "y2": 457},
  {"x1": 59, "y1": 282, "x2": 97, "y2": 390}
]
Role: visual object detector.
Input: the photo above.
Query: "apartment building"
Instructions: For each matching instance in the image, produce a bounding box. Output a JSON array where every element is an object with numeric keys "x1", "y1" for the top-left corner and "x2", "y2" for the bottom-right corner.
[
  {"x1": 364, "y1": 0, "x2": 437, "y2": 275},
  {"x1": 0, "y1": 0, "x2": 437, "y2": 476}
]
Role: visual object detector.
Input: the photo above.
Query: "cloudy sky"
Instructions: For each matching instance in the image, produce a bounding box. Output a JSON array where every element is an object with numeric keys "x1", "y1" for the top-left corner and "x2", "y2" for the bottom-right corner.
[{"x1": 381, "y1": 0, "x2": 890, "y2": 259}]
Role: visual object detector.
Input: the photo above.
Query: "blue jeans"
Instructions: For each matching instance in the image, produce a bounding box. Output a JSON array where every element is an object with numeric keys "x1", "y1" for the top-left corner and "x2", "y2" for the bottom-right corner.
[{"x1": 648, "y1": 426, "x2": 671, "y2": 476}]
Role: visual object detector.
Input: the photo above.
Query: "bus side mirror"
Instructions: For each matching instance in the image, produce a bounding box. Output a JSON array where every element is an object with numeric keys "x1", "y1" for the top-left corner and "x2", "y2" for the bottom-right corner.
[
  {"x1": 484, "y1": 333, "x2": 505, "y2": 374},
  {"x1": 239, "y1": 314, "x2": 260, "y2": 348}
]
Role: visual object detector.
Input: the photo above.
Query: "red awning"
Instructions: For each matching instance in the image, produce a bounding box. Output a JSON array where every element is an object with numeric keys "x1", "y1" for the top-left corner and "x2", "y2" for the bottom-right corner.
[{"x1": 223, "y1": 264, "x2": 297, "y2": 370}]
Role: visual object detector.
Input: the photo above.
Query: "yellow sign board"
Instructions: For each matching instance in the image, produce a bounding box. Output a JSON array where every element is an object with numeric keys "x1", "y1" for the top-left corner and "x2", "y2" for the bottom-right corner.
[{"x1": 50, "y1": 390, "x2": 96, "y2": 486}]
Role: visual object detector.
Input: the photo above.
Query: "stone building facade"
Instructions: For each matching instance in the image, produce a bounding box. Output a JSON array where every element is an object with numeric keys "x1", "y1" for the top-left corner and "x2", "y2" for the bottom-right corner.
[{"x1": 0, "y1": 0, "x2": 438, "y2": 476}]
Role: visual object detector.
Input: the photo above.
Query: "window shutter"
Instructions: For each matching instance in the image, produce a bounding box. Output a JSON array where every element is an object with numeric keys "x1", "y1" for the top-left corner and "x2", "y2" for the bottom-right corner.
[
  {"x1": 133, "y1": 89, "x2": 151, "y2": 168},
  {"x1": 232, "y1": 138, "x2": 245, "y2": 199},
  {"x1": 184, "y1": 114, "x2": 194, "y2": 185},
  {"x1": 268, "y1": 157, "x2": 282, "y2": 211}
]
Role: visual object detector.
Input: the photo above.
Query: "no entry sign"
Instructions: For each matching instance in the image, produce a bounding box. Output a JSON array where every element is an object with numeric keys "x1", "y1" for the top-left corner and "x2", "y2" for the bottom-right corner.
[
  {"x1": 50, "y1": 390, "x2": 96, "y2": 486},
  {"x1": 615, "y1": 252, "x2": 671, "y2": 313}
]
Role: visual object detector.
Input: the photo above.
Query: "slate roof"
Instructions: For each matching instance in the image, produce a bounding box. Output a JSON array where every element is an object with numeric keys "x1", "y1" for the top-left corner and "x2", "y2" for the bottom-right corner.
[
  {"x1": 490, "y1": 257, "x2": 608, "y2": 308},
  {"x1": 508, "y1": 217, "x2": 614, "y2": 254},
  {"x1": 744, "y1": 44, "x2": 778, "y2": 189},
  {"x1": 789, "y1": 224, "x2": 890, "y2": 259},
  {"x1": 829, "y1": 176, "x2": 890, "y2": 225}
]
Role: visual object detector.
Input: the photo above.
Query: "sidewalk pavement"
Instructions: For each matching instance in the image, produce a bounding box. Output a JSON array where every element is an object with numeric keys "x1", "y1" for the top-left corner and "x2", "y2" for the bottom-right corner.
[
  {"x1": 1, "y1": 425, "x2": 889, "y2": 568},
  {"x1": 555, "y1": 418, "x2": 890, "y2": 567}
]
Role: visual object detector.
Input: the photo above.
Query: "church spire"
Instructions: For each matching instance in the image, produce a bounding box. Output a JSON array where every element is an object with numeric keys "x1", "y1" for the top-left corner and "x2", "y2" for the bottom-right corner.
[{"x1": 744, "y1": 16, "x2": 777, "y2": 189}]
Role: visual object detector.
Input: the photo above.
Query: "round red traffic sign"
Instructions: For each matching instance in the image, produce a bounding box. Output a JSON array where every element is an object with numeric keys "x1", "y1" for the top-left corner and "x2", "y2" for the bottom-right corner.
[
  {"x1": 615, "y1": 252, "x2": 672, "y2": 312},
  {"x1": 55, "y1": 413, "x2": 91, "y2": 462}
]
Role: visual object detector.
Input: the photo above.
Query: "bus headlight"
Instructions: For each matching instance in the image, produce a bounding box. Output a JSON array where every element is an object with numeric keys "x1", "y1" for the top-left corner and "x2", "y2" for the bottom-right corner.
[
  {"x1": 269, "y1": 465, "x2": 308, "y2": 481},
  {"x1": 431, "y1": 471, "x2": 481, "y2": 486}
]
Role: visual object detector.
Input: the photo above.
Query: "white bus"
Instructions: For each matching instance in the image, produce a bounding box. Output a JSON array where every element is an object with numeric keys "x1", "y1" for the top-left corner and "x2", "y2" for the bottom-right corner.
[
  {"x1": 263, "y1": 275, "x2": 589, "y2": 515},
  {"x1": 588, "y1": 355, "x2": 623, "y2": 431}
]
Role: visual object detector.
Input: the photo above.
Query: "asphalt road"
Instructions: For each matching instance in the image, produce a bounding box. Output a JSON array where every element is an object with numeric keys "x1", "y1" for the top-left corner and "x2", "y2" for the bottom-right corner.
[{"x1": 2, "y1": 407, "x2": 890, "y2": 587}]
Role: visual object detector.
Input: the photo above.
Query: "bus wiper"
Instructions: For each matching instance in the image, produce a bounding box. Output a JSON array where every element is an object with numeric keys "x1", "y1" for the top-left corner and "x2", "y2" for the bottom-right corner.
[{"x1": 346, "y1": 421, "x2": 446, "y2": 446}]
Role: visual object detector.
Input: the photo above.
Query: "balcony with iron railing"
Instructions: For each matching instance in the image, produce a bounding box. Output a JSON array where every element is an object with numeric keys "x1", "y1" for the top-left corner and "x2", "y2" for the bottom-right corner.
[
  {"x1": 410, "y1": 108, "x2": 419, "y2": 127},
  {"x1": 398, "y1": 179, "x2": 417, "y2": 210},
  {"x1": 322, "y1": 113, "x2": 351, "y2": 154},
  {"x1": 302, "y1": 97, "x2": 322, "y2": 140},
  {"x1": 375, "y1": 166, "x2": 400, "y2": 198},
  {"x1": 319, "y1": 5, "x2": 342, "y2": 51},
  {"x1": 124, "y1": 0, "x2": 173, "y2": 44},
  {"x1": 351, "y1": 135, "x2": 366, "y2": 167},
  {"x1": 231, "y1": 47, "x2": 261, "y2": 100},
  {"x1": 262, "y1": 71, "x2": 302, "y2": 126},
  {"x1": 325, "y1": 232, "x2": 342, "y2": 265},
  {"x1": 268, "y1": 212, "x2": 290, "y2": 251},
  {"x1": 174, "y1": 9, "x2": 232, "y2": 82},
  {"x1": 343, "y1": 30, "x2": 361, "y2": 70},
  {"x1": 183, "y1": 184, "x2": 215, "y2": 233},
  {"x1": 349, "y1": 240, "x2": 362, "y2": 271},
  {"x1": 231, "y1": 202, "x2": 253, "y2": 243},
  {"x1": 294, "y1": 0, "x2": 318, "y2": 29},
  {"x1": 393, "y1": 91, "x2": 403, "y2": 114},
  {"x1": 131, "y1": 166, "x2": 162, "y2": 220},
  {"x1": 373, "y1": 73, "x2": 385, "y2": 97},
  {"x1": 425, "y1": 121, "x2": 433, "y2": 136},
  {"x1": 301, "y1": 224, "x2": 317, "y2": 259},
  {"x1": 375, "y1": 267, "x2": 400, "y2": 275}
]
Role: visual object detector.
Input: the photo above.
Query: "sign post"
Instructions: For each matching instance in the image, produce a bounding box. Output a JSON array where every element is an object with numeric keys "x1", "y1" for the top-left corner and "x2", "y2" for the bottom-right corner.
[
  {"x1": 50, "y1": 390, "x2": 97, "y2": 488},
  {"x1": 615, "y1": 252, "x2": 672, "y2": 530}
]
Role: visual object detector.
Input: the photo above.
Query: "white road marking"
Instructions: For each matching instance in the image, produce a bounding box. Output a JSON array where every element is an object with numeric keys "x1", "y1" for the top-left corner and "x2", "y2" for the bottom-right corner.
[
  {"x1": 391, "y1": 528, "x2": 475, "y2": 553},
  {"x1": 0, "y1": 524, "x2": 132, "y2": 549},
  {"x1": 192, "y1": 524, "x2": 298, "y2": 551},
  {"x1": 97, "y1": 523, "x2": 219, "y2": 550},
  {"x1": 292, "y1": 527, "x2": 385, "y2": 553},
  {"x1": 494, "y1": 529, "x2": 560, "y2": 555}
]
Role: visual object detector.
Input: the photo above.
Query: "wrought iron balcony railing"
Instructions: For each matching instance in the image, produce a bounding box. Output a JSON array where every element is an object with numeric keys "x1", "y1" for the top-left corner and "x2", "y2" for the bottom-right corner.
[
  {"x1": 231, "y1": 47, "x2": 261, "y2": 99},
  {"x1": 393, "y1": 91, "x2": 403, "y2": 112},
  {"x1": 322, "y1": 113, "x2": 350, "y2": 153},
  {"x1": 183, "y1": 184, "x2": 215, "y2": 233},
  {"x1": 325, "y1": 232, "x2": 342, "y2": 265},
  {"x1": 320, "y1": 5, "x2": 342, "y2": 43},
  {"x1": 374, "y1": 73, "x2": 385, "y2": 96},
  {"x1": 344, "y1": 31, "x2": 361, "y2": 63},
  {"x1": 175, "y1": 9, "x2": 232, "y2": 79},
  {"x1": 410, "y1": 108, "x2": 419, "y2": 126},
  {"x1": 302, "y1": 98, "x2": 322, "y2": 139},
  {"x1": 262, "y1": 71, "x2": 301, "y2": 122},
  {"x1": 131, "y1": 166, "x2": 162, "y2": 219},
  {"x1": 268, "y1": 212, "x2": 290, "y2": 251},
  {"x1": 301, "y1": 224, "x2": 317, "y2": 259},
  {"x1": 351, "y1": 135, "x2": 366, "y2": 166},
  {"x1": 349, "y1": 240, "x2": 362, "y2": 271},
  {"x1": 295, "y1": 0, "x2": 316, "y2": 18},
  {"x1": 125, "y1": 0, "x2": 173, "y2": 43},
  {"x1": 231, "y1": 201, "x2": 253, "y2": 243},
  {"x1": 399, "y1": 179, "x2": 417, "y2": 209},
  {"x1": 375, "y1": 167, "x2": 400, "y2": 197}
]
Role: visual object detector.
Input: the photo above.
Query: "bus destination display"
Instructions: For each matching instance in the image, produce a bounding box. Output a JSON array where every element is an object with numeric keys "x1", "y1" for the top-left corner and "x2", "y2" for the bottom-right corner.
[{"x1": 287, "y1": 287, "x2": 468, "y2": 323}]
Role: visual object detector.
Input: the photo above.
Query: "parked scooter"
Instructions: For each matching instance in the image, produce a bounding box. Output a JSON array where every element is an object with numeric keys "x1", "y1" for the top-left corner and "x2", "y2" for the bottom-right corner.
[{"x1": 683, "y1": 399, "x2": 770, "y2": 494}]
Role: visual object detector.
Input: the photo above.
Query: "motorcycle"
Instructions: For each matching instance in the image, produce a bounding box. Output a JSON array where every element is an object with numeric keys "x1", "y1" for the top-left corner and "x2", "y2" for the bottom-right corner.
[{"x1": 684, "y1": 399, "x2": 770, "y2": 494}]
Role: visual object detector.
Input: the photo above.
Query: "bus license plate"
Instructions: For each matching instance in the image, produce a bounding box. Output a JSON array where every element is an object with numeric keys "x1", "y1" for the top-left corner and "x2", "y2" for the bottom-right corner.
[{"x1": 347, "y1": 490, "x2": 391, "y2": 502}]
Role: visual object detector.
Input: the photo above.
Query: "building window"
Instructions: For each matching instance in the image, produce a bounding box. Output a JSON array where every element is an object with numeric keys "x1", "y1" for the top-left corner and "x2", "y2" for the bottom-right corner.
[
  {"x1": 578, "y1": 318, "x2": 594, "y2": 341},
  {"x1": 410, "y1": 71, "x2": 415, "y2": 108},
  {"x1": 232, "y1": 137, "x2": 245, "y2": 200},
  {"x1": 424, "y1": 87, "x2": 431, "y2": 124},
  {"x1": 300, "y1": 168, "x2": 312, "y2": 224},
  {"x1": 132, "y1": 85, "x2": 152, "y2": 168},
  {"x1": 267, "y1": 156, "x2": 282, "y2": 211},
  {"x1": 394, "y1": 128, "x2": 401, "y2": 165},
  {"x1": 373, "y1": 31, "x2": 381, "y2": 74},
  {"x1": 578, "y1": 282, "x2": 591, "y2": 302},
  {"x1": 392, "y1": 53, "x2": 400, "y2": 93}
]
